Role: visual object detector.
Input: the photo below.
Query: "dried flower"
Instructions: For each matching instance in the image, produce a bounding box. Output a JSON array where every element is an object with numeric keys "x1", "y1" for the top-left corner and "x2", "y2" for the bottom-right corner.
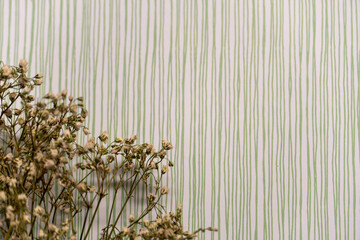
[
  {"x1": 8, "y1": 178, "x2": 17, "y2": 188},
  {"x1": 158, "y1": 149, "x2": 167, "y2": 159},
  {"x1": 83, "y1": 127, "x2": 91, "y2": 135},
  {"x1": 161, "y1": 186, "x2": 169, "y2": 195},
  {"x1": 0, "y1": 191, "x2": 7, "y2": 201},
  {"x1": 130, "y1": 134, "x2": 137, "y2": 142},
  {"x1": 146, "y1": 144, "x2": 154, "y2": 154},
  {"x1": 99, "y1": 131, "x2": 109, "y2": 142},
  {"x1": 88, "y1": 186, "x2": 97, "y2": 192},
  {"x1": 69, "y1": 234, "x2": 77, "y2": 240},
  {"x1": 39, "y1": 229, "x2": 47, "y2": 238},
  {"x1": 207, "y1": 227, "x2": 218, "y2": 231},
  {"x1": 61, "y1": 89, "x2": 68, "y2": 97},
  {"x1": 48, "y1": 223, "x2": 59, "y2": 233},
  {"x1": 0, "y1": 61, "x2": 214, "y2": 240},
  {"x1": 44, "y1": 91, "x2": 55, "y2": 99},
  {"x1": 69, "y1": 103, "x2": 77, "y2": 114},
  {"x1": 143, "y1": 219, "x2": 150, "y2": 227},
  {"x1": 122, "y1": 227, "x2": 130, "y2": 235},
  {"x1": 77, "y1": 183, "x2": 87, "y2": 193},
  {"x1": 177, "y1": 204, "x2": 183, "y2": 211},
  {"x1": 161, "y1": 165, "x2": 169, "y2": 174},
  {"x1": 33, "y1": 79, "x2": 43, "y2": 85},
  {"x1": 5, "y1": 152, "x2": 13, "y2": 161},
  {"x1": 44, "y1": 159, "x2": 56, "y2": 170},
  {"x1": 63, "y1": 129, "x2": 71, "y2": 137},
  {"x1": 23, "y1": 215, "x2": 31, "y2": 224},
  {"x1": 147, "y1": 193, "x2": 156, "y2": 202},
  {"x1": 50, "y1": 149, "x2": 58, "y2": 157},
  {"x1": 6, "y1": 206, "x2": 14, "y2": 220},
  {"x1": 84, "y1": 138, "x2": 95, "y2": 151},
  {"x1": 18, "y1": 193, "x2": 28, "y2": 205},
  {"x1": 35, "y1": 73, "x2": 44, "y2": 78},
  {"x1": 9, "y1": 92, "x2": 17, "y2": 101},
  {"x1": 34, "y1": 206, "x2": 44, "y2": 217},
  {"x1": 162, "y1": 139, "x2": 173, "y2": 150},
  {"x1": 2, "y1": 65, "x2": 12, "y2": 77},
  {"x1": 129, "y1": 214, "x2": 135, "y2": 222},
  {"x1": 74, "y1": 121, "x2": 82, "y2": 130},
  {"x1": 115, "y1": 137, "x2": 125, "y2": 143},
  {"x1": 19, "y1": 59, "x2": 28, "y2": 68}
]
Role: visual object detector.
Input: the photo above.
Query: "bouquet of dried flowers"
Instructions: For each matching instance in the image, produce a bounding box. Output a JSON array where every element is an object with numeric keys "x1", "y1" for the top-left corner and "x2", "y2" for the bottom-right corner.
[{"x1": 0, "y1": 60, "x2": 217, "y2": 239}]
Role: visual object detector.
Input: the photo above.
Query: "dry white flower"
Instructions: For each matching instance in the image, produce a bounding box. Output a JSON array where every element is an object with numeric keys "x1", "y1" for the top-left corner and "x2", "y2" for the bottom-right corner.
[
  {"x1": 34, "y1": 206, "x2": 44, "y2": 217},
  {"x1": 207, "y1": 227, "x2": 218, "y2": 231},
  {"x1": 50, "y1": 149, "x2": 58, "y2": 158},
  {"x1": 76, "y1": 183, "x2": 87, "y2": 193},
  {"x1": 158, "y1": 149, "x2": 167, "y2": 159},
  {"x1": 39, "y1": 229, "x2": 47, "y2": 238},
  {"x1": 161, "y1": 165, "x2": 169, "y2": 174},
  {"x1": 19, "y1": 59, "x2": 28, "y2": 68},
  {"x1": 84, "y1": 138, "x2": 95, "y2": 151},
  {"x1": 10, "y1": 219, "x2": 19, "y2": 228},
  {"x1": 143, "y1": 219, "x2": 150, "y2": 227},
  {"x1": 34, "y1": 79, "x2": 43, "y2": 85},
  {"x1": 4, "y1": 108, "x2": 12, "y2": 117},
  {"x1": 164, "y1": 228, "x2": 174, "y2": 238},
  {"x1": 150, "y1": 161, "x2": 156, "y2": 169},
  {"x1": 5, "y1": 152, "x2": 13, "y2": 161},
  {"x1": 83, "y1": 127, "x2": 91, "y2": 135},
  {"x1": 2, "y1": 65, "x2": 12, "y2": 77},
  {"x1": 162, "y1": 139, "x2": 173, "y2": 150},
  {"x1": 35, "y1": 73, "x2": 44, "y2": 78},
  {"x1": 161, "y1": 186, "x2": 169, "y2": 195},
  {"x1": 0, "y1": 191, "x2": 7, "y2": 201},
  {"x1": 61, "y1": 89, "x2": 68, "y2": 97},
  {"x1": 8, "y1": 178, "x2": 17, "y2": 188},
  {"x1": 99, "y1": 131, "x2": 109, "y2": 142},
  {"x1": 63, "y1": 129, "x2": 71, "y2": 138},
  {"x1": 74, "y1": 121, "x2": 82, "y2": 130},
  {"x1": 48, "y1": 223, "x2": 59, "y2": 233},
  {"x1": 69, "y1": 104, "x2": 77, "y2": 114},
  {"x1": 44, "y1": 159, "x2": 55, "y2": 170},
  {"x1": 69, "y1": 234, "x2": 77, "y2": 240},
  {"x1": 23, "y1": 215, "x2": 31, "y2": 224},
  {"x1": 44, "y1": 91, "x2": 55, "y2": 99},
  {"x1": 6, "y1": 206, "x2": 14, "y2": 220},
  {"x1": 155, "y1": 217, "x2": 162, "y2": 224},
  {"x1": 149, "y1": 222, "x2": 157, "y2": 231},
  {"x1": 122, "y1": 227, "x2": 130, "y2": 235},
  {"x1": 146, "y1": 144, "x2": 155, "y2": 154},
  {"x1": 115, "y1": 137, "x2": 125, "y2": 143},
  {"x1": 29, "y1": 163, "x2": 36, "y2": 176},
  {"x1": 18, "y1": 193, "x2": 28, "y2": 205},
  {"x1": 129, "y1": 214, "x2": 135, "y2": 222},
  {"x1": 9, "y1": 92, "x2": 17, "y2": 101}
]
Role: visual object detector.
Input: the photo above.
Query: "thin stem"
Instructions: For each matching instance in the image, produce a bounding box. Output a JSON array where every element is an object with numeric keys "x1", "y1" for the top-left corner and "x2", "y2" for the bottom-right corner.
[
  {"x1": 79, "y1": 207, "x2": 90, "y2": 240},
  {"x1": 81, "y1": 195, "x2": 105, "y2": 240},
  {"x1": 107, "y1": 172, "x2": 144, "y2": 237}
]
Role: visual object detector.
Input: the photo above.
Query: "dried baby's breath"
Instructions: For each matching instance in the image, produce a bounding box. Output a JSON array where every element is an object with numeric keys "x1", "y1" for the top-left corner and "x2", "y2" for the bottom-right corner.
[{"x1": 0, "y1": 60, "x2": 217, "y2": 239}]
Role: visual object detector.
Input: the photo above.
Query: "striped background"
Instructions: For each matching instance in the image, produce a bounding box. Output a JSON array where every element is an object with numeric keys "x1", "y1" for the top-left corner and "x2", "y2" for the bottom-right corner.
[{"x1": 1, "y1": 0, "x2": 360, "y2": 239}]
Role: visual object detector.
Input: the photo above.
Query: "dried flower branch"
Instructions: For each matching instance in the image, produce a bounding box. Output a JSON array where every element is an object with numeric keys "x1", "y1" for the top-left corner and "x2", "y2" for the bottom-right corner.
[{"x1": 0, "y1": 60, "x2": 217, "y2": 240}]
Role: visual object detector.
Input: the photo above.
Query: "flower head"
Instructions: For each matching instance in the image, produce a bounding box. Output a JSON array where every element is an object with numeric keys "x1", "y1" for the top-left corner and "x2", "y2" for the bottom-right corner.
[{"x1": 2, "y1": 65, "x2": 12, "y2": 77}]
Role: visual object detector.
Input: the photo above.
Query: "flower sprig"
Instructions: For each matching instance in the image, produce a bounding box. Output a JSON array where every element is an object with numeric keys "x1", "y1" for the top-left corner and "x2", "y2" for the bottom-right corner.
[{"x1": 0, "y1": 60, "x2": 217, "y2": 240}]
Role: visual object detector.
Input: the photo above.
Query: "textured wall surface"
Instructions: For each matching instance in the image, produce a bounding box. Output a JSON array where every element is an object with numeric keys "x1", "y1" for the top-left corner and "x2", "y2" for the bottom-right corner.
[{"x1": 1, "y1": 0, "x2": 360, "y2": 239}]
